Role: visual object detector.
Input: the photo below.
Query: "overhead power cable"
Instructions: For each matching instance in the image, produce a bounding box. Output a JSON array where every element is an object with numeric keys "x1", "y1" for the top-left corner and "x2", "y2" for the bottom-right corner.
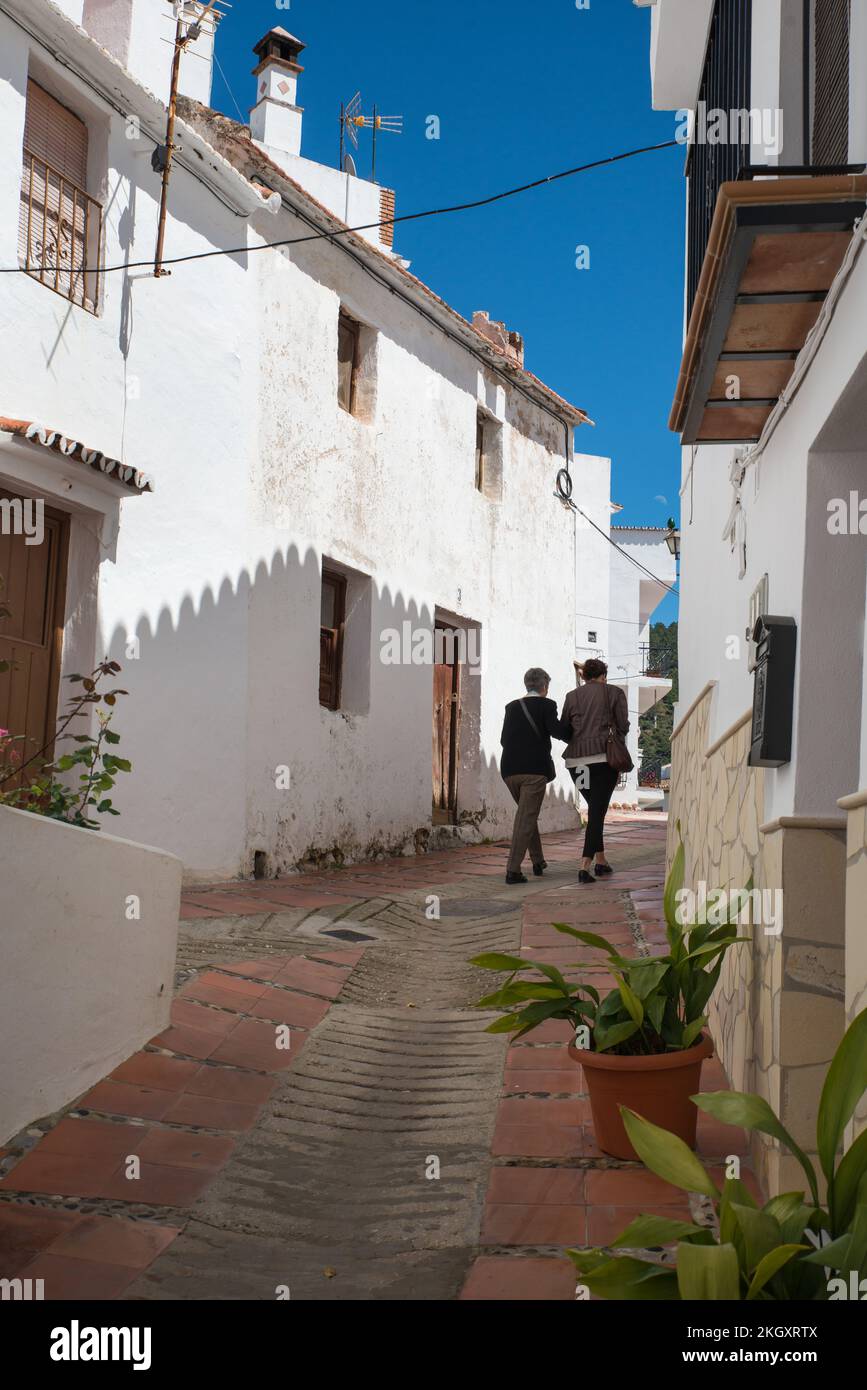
[
  {"x1": 1, "y1": 138, "x2": 679, "y2": 279},
  {"x1": 574, "y1": 506, "x2": 680, "y2": 597}
]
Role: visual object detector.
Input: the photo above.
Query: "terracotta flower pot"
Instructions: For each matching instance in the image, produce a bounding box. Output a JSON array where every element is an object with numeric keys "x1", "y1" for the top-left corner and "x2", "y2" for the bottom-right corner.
[{"x1": 569, "y1": 1034, "x2": 714, "y2": 1161}]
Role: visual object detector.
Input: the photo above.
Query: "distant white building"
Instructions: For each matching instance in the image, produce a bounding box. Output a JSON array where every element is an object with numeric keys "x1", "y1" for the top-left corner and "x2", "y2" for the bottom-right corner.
[{"x1": 1, "y1": 1, "x2": 612, "y2": 883}]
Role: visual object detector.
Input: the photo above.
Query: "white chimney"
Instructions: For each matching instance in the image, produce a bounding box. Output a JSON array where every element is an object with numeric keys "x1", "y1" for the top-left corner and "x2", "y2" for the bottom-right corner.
[{"x1": 249, "y1": 28, "x2": 305, "y2": 159}]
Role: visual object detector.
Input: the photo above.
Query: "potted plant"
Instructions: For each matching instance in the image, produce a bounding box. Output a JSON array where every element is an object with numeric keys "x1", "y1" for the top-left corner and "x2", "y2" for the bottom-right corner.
[
  {"x1": 568, "y1": 1006, "x2": 867, "y2": 1300},
  {"x1": 471, "y1": 835, "x2": 749, "y2": 1159}
]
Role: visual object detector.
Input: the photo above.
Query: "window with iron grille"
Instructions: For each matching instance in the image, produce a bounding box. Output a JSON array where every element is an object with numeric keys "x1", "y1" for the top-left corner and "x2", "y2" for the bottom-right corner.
[
  {"x1": 18, "y1": 80, "x2": 102, "y2": 314},
  {"x1": 686, "y1": 0, "x2": 753, "y2": 323},
  {"x1": 319, "y1": 568, "x2": 346, "y2": 709},
  {"x1": 810, "y1": 0, "x2": 851, "y2": 166}
]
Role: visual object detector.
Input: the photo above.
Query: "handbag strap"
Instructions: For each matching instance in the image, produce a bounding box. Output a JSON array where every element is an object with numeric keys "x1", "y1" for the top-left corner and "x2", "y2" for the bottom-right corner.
[
  {"x1": 519, "y1": 699, "x2": 546, "y2": 743},
  {"x1": 604, "y1": 682, "x2": 619, "y2": 738}
]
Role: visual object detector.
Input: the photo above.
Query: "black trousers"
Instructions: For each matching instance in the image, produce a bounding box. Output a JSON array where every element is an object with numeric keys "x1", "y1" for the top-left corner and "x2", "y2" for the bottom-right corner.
[{"x1": 569, "y1": 762, "x2": 619, "y2": 859}]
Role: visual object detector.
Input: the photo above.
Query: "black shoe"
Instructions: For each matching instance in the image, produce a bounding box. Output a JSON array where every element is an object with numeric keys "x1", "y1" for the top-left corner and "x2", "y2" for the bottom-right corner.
[
  {"x1": 506, "y1": 872, "x2": 528, "y2": 885},
  {"x1": 578, "y1": 870, "x2": 596, "y2": 885},
  {"x1": 594, "y1": 863, "x2": 613, "y2": 876},
  {"x1": 533, "y1": 861, "x2": 548, "y2": 877}
]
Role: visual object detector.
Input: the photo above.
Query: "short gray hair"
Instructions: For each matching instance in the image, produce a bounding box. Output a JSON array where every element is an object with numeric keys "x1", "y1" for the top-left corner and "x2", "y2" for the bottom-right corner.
[{"x1": 524, "y1": 667, "x2": 551, "y2": 693}]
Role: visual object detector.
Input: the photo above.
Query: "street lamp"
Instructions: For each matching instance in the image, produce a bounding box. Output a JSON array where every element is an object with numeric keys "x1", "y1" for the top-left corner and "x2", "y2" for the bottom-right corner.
[{"x1": 665, "y1": 522, "x2": 681, "y2": 559}]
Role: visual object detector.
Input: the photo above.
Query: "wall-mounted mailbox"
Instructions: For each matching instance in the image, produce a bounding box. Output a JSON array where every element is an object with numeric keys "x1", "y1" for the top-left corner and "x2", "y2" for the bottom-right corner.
[{"x1": 748, "y1": 615, "x2": 797, "y2": 768}]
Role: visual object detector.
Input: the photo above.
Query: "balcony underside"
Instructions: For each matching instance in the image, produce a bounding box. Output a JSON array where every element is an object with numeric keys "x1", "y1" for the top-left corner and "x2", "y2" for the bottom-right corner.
[{"x1": 672, "y1": 175, "x2": 867, "y2": 444}]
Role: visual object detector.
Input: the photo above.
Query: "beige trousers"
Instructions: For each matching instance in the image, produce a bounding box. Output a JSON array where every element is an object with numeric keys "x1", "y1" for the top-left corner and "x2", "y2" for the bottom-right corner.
[{"x1": 505, "y1": 773, "x2": 548, "y2": 874}]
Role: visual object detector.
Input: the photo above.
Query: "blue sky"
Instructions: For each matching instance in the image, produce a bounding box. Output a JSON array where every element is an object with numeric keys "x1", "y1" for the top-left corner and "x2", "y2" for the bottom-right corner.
[{"x1": 212, "y1": 0, "x2": 682, "y2": 624}]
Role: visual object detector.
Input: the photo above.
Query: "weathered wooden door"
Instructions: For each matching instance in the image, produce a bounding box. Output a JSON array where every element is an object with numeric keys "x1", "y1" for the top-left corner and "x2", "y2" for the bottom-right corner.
[
  {"x1": 432, "y1": 625, "x2": 461, "y2": 823},
  {"x1": 0, "y1": 492, "x2": 68, "y2": 786}
]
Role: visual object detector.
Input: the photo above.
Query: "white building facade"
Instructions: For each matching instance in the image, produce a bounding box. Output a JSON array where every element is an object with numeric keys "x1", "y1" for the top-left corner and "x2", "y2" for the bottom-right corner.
[
  {"x1": 0, "y1": 0, "x2": 613, "y2": 886},
  {"x1": 640, "y1": 0, "x2": 867, "y2": 1186}
]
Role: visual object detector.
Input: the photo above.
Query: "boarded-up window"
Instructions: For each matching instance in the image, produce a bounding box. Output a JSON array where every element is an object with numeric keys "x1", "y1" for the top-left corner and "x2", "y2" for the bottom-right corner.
[
  {"x1": 319, "y1": 568, "x2": 346, "y2": 709},
  {"x1": 337, "y1": 311, "x2": 360, "y2": 413},
  {"x1": 811, "y1": 0, "x2": 851, "y2": 165},
  {"x1": 18, "y1": 80, "x2": 101, "y2": 312}
]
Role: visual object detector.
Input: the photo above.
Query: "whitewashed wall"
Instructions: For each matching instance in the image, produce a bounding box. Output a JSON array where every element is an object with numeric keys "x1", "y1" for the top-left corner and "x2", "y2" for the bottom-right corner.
[
  {"x1": 0, "y1": 6, "x2": 586, "y2": 882},
  {"x1": 0, "y1": 805, "x2": 181, "y2": 1143}
]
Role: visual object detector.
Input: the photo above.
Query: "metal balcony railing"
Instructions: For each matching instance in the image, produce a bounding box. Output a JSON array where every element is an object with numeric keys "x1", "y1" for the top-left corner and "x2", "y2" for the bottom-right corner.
[
  {"x1": 686, "y1": 0, "x2": 753, "y2": 323},
  {"x1": 18, "y1": 150, "x2": 102, "y2": 314}
]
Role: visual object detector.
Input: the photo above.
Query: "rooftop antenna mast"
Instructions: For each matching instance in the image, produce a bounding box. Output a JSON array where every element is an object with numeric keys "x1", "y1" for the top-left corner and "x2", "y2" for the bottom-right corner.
[
  {"x1": 154, "y1": 0, "x2": 229, "y2": 277},
  {"x1": 339, "y1": 94, "x2": 402, "y2": 182}
]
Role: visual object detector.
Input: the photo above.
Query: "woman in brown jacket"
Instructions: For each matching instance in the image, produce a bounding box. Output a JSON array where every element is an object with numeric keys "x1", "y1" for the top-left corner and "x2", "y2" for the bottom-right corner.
[{"x1": 560, "y1": 659, "x2": 630, "y2": 883}]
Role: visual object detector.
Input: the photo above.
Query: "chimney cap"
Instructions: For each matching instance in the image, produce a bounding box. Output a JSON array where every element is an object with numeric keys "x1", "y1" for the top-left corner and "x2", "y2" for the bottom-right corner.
[{"x1": 253, "y1": 27, "x2": 306, "y2": 60}]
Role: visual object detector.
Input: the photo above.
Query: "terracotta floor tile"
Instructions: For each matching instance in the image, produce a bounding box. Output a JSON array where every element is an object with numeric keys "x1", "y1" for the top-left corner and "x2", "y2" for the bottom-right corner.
[
  {"x1": 696, "y1": 1113, "x2": 749, "y2": 1158},
  {"x1": 272, "y1": 960, "x2": 348, "y2": 998},
  {"x1": 98, "y1": 1164, "x2": 214, "y2": 1207},
  {"x1": 498, "y1": 1097, "x2": 590, "y2": 1126},
  {"x1": 481, "y1": 1203, "x2": 587, "y2": 1246},
  {"x1": 510, "y1": 1020, "x2": 574, "y2": 1044},
  {"x1": 0, "y1": 1150, "x2": 122, "y2": 1198},
  {"x1": 79, "y1": 1081, "x2": 173, "y2": 1122},
  {"x1": 111, "y1": 1052, "x2": 199, "y2": 1093},
  {"x1": 37, "y1": 1118, "x2": 147, "y2": 1160},
  {"x1": 506, "y1": 1045, "x2": 575, "y2": 1071},
  {"x1": 183, "y1": 969, "x2": 269, "y2": 1000},
  {"x1": 492, "y1": 1122, "x2": 585, "y2": 1159},
  {"x1": 180, "y1": 892, "x2": 271, "y2": 917},
  {"x1": 168, "y1": 999, "x2": 240, "y2": 1037},
  {"x1": 184, "y1": 1064, "x2": 276, "y2": 1105},
  {"x1": 487, "y1": 1167, "x2": 586, "y2": 1205},
  {"x1": 502, "y1": 1070, "x2": 583, "y2": 1095},
  {"x1": 136, "y1": 1128, "x2": 235, "y2": 1171},
  {"x1": 216, "y1": 958, "x2": 288, "y2": 982},
  {"x1": 0, "y1": 1204, "x2": 82, "y2": 1264},
  {"x1": 587, "y1": 1203, "x2": 692, "y2": 1246},
  {"x1": 586, "y1": 1168, "x2": 688, "y2": 1206},
  {"x1": 162, "y1": 1092, "x2": 261, "y2": 1132},
  {"x1": 179, "y1": 902, "x2": 220, "y2": 920},
  {"x1": 48, "y1": 1214, "x2": 180, "y2": 1269},
  {"x1": 17, "y1": 1252, "x2": 140, "y2": 1300},
  {"x1": 208, "y1": 1018, "x2": 300, "y2": 1072},
  {"x1": 250, "y1": 988, "x2": 330, "y2": 1029},
  {"x1": 148, "y1": 1024, "x2": 224, "y2": 1061},
  {"x1": 460, "y1": 1255, "x2": 576, "y2": 1301}
]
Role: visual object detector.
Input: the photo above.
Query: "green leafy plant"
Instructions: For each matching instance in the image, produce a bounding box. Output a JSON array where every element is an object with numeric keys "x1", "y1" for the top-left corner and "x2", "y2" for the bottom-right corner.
[
  {"x1": 0, "y1": 662, "x2": 131, "y2": 830},
  {"x1": 470, "y1": 835, "x2": 750, "y2": 1056},
  {"x1": 568, "y1": 1007, "x2": 867, "y2": 1300}
]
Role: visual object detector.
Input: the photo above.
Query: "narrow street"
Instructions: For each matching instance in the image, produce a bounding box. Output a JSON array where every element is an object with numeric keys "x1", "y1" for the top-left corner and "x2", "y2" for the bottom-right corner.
[{"x1": 0, "y1": 814, "x2": 752, "y2": 1301}]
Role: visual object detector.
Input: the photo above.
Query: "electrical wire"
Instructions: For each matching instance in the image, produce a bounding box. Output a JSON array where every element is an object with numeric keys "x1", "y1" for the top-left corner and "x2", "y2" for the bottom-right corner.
[
  {"x1": 575, "y1": 506, "x2": 680, "y2": 597},
  {"x1": 0, "y1": 138, "x2": 679, "y2": 279}
]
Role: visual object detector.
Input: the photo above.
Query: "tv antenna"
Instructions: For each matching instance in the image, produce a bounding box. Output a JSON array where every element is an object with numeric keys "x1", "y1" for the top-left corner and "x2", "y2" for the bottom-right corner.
[
  {"x1": 339, "y1": 94, "x2": 403, "y2": 182},
  {"x1": 154, "y1": 1, "x2": 230, "y2": 277}
]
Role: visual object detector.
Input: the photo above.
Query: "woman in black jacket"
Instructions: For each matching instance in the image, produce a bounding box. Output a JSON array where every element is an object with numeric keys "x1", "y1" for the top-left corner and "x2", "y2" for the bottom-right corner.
[{"x1": 559, "y1": 659, "x2": 630, "y2": 883}]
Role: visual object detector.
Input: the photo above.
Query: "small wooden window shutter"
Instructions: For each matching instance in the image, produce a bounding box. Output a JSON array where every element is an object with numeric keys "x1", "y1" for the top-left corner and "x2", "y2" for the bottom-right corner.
[
  {"x1": 319, "y1": 570, "x2": 346, "y2": 709},
  {"x1": 337, "y1": 313, "x2": 360, "y2": 413}
]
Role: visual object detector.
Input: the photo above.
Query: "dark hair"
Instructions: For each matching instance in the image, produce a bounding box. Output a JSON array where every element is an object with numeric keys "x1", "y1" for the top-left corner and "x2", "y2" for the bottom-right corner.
[{"x1": 582, "y1": 658, "x2": 608, "y2": 682}]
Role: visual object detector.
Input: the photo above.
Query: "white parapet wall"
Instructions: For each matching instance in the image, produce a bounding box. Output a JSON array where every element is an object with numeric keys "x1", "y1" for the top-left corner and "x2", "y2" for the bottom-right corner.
[{"x1": 0, "y1": 806, "x2": 182, "y2": 1143}]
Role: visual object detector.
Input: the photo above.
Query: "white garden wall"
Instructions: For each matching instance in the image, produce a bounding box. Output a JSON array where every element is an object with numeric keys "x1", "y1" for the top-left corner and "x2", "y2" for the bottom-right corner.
[{"x1": 0, "y1": 805, "x2": 181, "y2": 1143}]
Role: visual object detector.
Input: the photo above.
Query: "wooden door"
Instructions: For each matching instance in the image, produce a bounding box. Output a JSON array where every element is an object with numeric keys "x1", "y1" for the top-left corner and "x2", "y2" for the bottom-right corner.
[
  {"x1": 432, "y1": 625, "x2": 461, "y2": 823},
  {"x1": 0, "y1": 492, "x2": 68, "y2": 787}
]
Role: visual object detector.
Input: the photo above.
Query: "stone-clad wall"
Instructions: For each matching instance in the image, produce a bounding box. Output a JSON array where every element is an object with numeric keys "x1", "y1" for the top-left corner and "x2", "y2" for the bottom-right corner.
[
  {"x1": 667, "y1": 688, "x2": 765, "y2": 1098},
  {"x1": 669, "y1": 685, "x2": 849, "y2": 1196},
  {"x1": 842, "y1": 792, "x2": 867, "y2": 1140}
]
